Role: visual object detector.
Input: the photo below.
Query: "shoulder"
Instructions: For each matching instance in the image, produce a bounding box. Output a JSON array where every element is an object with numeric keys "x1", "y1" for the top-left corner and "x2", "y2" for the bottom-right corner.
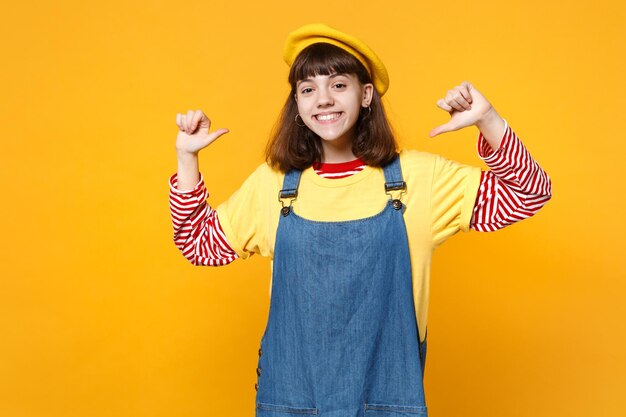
[
  {"x1": 398, "y1": 148, "x2": 440, "y2": 165},
  {"x1": 396, "y1": 149, "x2": 481, "y2": 193},
  {"x1": 251, "y1": 161, "x2": 283, "y2": 178},
  {"x1": 399, "y1": 148, "x2": 479, "y2": 174},
  {"x1": 217, "y1": 162, "x2": 285, "y2": 209},
  {"x1": 397, "y1": 148, "x2": 440, "y2": 178},
  {"x1": 241, "y1": 162, "x2": 285, "y2": 188}
]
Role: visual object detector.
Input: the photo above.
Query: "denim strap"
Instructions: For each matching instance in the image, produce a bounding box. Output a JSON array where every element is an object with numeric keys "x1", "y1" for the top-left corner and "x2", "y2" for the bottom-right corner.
[
  {"x1": 279, "y1": 168, "x2": 302, "y2": 199},
  {"x1": 382, "y1": 154, "x2": 407, "y2": 196}
]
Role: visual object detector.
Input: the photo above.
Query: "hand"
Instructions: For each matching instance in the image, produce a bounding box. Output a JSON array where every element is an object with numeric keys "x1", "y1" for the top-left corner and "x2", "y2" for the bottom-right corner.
[
  {"x1": 175, "y1": 109, "x2": 229, "y2": 155},
  {"x1": 428, "y1": 81, "x2": 494, "y2": 137}
]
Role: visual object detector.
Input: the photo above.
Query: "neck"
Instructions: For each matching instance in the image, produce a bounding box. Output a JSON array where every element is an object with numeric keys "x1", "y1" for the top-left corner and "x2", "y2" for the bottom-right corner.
[
  {"x1": 321, "y1": 148, "x2": 358, "y2": 163},
  {"x1": 320, "y1": 132, "x2": 357, "y2": 163}
]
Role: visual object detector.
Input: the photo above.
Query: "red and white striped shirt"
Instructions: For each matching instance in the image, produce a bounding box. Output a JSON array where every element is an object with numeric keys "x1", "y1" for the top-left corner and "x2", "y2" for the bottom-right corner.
[{"x1": 169, "y1": 121, "x2": 551, "y2": 265}]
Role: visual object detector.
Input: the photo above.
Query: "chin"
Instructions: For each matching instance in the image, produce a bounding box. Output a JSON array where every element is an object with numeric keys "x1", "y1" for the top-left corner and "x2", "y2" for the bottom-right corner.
[{"x1": 312, "y1": 128, "x2": 352, "y2": 141}]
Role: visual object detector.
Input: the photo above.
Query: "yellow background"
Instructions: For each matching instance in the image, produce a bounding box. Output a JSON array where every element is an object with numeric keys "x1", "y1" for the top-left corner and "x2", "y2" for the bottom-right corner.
[{"x1": 1, "y1": 0, "x2": 624, "y2": 416}]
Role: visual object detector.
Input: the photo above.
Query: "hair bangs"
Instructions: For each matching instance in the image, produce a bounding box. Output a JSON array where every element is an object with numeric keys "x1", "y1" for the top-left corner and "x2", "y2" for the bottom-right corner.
[{"x1": 288, "y1": 43, "x2": 371, "y2": 87}]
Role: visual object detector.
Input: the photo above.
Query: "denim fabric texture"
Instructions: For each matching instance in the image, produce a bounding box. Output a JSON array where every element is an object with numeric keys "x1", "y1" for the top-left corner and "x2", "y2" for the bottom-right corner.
[{"x1": 255, "y1": 156, "x2": 427, "y2": 417}]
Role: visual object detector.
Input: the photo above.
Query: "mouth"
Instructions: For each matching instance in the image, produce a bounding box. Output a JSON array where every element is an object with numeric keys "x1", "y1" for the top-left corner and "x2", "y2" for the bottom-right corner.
[{"x1": 314, "y1": 112, "x2": 343, "y2": 123}]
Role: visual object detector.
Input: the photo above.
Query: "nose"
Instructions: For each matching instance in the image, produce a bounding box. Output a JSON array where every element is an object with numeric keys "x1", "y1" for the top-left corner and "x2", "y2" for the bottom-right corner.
[{"x1": 316, "y1": 88, "x2": 334, "y2": 107}]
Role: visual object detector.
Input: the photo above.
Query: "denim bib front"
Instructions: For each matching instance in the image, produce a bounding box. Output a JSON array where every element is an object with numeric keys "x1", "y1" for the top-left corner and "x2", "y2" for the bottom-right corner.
[{"x1": 255, "y1": 156, "x2": 427, "y2": 417}]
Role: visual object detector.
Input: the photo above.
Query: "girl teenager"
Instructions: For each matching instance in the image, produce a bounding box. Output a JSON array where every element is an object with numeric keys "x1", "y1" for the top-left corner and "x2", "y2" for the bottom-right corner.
[{"x1": 169, "y1": 24, "x2": 551, "y2": 417}]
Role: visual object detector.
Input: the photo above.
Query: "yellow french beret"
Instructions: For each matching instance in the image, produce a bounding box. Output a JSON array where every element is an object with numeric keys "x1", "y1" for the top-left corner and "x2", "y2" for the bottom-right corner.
[{"x1": 283, "y1": 23, "x2": 389, "y2": 96}]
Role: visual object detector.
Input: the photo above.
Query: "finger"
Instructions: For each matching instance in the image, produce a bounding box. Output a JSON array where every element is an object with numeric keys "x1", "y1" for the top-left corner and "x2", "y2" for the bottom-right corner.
[
  {"x1": 459, "y1": 81, "x2": 473, "y2": 103},
  {"x1": 451, "y1": 88, "x2": 471, "y2": 110},
  {"x1": 176, "y1": 113, "x2": 183, "y2": 131},
  {"x1": 199, "y1": 111, "x2": 211, "y2": 129},
  {"x1": 452, "y1": 96, "x2": 471, "y2": 111},
  {"x1": 445, "y1": 93, "x2": 465, "y2": 112},
  {"x1": 436, "y1": 99, "x2": 453, "y2": 112},
  {"x1": 186, "y1": 110, "x2": 194, "y2": 134},
  {"x1": 181, "y1": 115, "x2": 188, "y2": 132},
  {"x1": 190, "y1": 110, "x2": 202, "y2": 133}
]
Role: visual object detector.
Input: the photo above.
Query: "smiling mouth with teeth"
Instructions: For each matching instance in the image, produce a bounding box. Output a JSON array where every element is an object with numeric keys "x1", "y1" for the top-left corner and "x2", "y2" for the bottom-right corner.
[{"x1": 315, "y1": 112, "x2": 342, "y2": 121}]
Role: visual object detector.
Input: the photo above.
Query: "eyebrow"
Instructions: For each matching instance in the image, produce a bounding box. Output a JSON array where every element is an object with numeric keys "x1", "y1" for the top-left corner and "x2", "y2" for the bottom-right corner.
[{"x1": 297, "y1": 73, "x2": 348, "y2": 86}]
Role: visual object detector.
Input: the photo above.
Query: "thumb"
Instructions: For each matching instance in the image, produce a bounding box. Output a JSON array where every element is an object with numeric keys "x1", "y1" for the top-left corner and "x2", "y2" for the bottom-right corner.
[
  {"x1": 429, "y1": 121, "x2": 455, "y2": 138},
  {"x1": 202, "y1": 128, "x2": 230, "y2": 147}
]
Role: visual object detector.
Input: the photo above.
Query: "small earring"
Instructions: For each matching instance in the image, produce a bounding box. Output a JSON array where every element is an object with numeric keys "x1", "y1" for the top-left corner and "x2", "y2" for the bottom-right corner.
[{"x1": 295, "y1": 114, "x2": 306, "y2": 127}]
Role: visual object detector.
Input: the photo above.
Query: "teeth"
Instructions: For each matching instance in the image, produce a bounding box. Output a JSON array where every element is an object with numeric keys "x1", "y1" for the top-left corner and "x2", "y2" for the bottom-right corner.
[{"x1": 316, "y1": 112, "x2": 341, "y2": 121}]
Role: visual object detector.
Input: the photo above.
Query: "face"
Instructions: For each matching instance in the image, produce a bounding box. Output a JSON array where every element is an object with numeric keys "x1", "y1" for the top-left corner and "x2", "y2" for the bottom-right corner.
[{"x1": 295, "y1": 73, "x2": 373, "y2": 149}]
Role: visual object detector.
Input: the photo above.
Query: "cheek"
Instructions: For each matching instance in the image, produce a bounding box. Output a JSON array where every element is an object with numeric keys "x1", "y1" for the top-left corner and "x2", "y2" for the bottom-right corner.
[{"x1": 295, "y1": 98, "x2": 310, "y2": 116}]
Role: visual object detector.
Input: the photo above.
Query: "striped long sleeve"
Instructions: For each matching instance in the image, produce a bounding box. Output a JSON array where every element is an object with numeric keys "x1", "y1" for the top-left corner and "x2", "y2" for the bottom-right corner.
[
  {"x1": 470, "y1": 120, "x2": 552, "y2": 231},
  {"x1": 169, "y1": 173, "x2": 238, "y2": 266}
]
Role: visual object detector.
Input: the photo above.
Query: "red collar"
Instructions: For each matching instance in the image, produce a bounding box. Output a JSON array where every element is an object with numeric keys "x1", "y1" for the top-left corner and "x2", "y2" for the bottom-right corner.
[{"x1": 312, "y1": 158, "x2": 365, "y2": 173}]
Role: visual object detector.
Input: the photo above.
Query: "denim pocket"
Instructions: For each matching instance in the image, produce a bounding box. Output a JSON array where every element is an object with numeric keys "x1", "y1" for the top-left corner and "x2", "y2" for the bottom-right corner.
[
  {"x1": 256, "y1": 402, "x2": 318, "y2": 415},
  {"x1": 364, "y1": 403, "x2": 427, "y2": 416}
]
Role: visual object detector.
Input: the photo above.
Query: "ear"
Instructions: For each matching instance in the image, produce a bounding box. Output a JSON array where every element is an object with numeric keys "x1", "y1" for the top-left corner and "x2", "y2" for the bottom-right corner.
[{"x1": 362, "y1": 83, "x2": 374, "y2": 107}]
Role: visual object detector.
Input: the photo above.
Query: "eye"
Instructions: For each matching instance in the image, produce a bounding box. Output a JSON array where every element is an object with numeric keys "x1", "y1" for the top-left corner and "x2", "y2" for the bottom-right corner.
[
  {"x1": 333, "y1": 82, "x2": 347, "y2": 89},
  {"x1": 300, "y1": 87, "x2": 313, "y2": 94}
]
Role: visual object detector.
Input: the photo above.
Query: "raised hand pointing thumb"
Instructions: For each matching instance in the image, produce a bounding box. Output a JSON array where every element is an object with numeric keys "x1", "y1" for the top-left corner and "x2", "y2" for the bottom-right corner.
[
  {"x1": 176, "y1": 109, "x2": 230, "y2": 155},
  {"x1": 428, "y1": 81, "x2": 492, "y2": 138}
]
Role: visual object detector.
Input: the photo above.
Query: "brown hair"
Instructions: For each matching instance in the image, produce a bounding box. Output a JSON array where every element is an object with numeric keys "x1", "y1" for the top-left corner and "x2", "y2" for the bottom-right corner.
[{"x1": 265, "y1": 43, "x2": 398, "y2": 172}]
